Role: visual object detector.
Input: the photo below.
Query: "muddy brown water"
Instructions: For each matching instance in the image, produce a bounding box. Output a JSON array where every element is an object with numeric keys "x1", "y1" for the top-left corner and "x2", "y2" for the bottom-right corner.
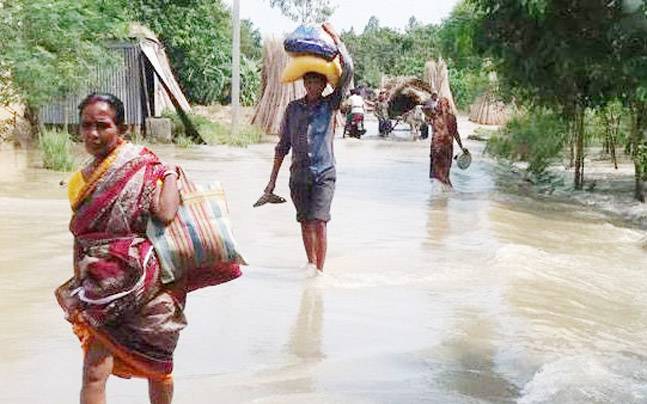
[{"x1": 1, "y1": 118, "x2": 646, "y2": 403}]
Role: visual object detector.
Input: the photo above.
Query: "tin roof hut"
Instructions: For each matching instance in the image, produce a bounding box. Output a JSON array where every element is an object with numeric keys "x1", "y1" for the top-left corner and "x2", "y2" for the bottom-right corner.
[{"x1": 39, "y1": 24, "x2": 197, "y2": 139}]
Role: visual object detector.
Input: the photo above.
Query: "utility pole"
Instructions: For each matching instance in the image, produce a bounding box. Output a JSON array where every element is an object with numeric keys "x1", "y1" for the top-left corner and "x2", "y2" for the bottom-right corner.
[{"x1": 231, "y1": 0, "x2": 241, "y2": 138}]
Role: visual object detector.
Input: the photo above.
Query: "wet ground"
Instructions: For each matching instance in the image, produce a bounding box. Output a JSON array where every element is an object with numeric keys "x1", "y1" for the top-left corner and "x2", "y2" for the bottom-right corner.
[{"x1": 1, "y1": 117, "x2": 646, "y2": 403}]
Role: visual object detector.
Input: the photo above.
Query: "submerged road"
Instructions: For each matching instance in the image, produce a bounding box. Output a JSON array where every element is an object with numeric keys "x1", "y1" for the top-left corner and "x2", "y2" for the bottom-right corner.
[{"x1": 1, "y1": 117, "x2": 646, "y2": 403}]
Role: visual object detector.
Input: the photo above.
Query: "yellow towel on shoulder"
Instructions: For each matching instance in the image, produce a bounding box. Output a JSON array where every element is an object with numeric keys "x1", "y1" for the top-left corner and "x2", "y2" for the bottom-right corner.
[{"x1": 67, "y1": 170, "x2": 85, "y2": 206}]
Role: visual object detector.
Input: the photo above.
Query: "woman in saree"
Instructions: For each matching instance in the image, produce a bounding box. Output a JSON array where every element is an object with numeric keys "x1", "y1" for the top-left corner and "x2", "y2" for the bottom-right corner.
[
  {"x1": 56, "y1": 93, "x2": 185, "y2": 404},
  {"x1": 425, "y1": 97, "x2": 468, "y2": 189}
]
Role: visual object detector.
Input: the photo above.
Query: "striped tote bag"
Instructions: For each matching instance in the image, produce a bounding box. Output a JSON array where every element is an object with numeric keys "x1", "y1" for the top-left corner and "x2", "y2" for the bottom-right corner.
[{"x1": 147, "y1": 168, "x2": 245, "y2": 290}]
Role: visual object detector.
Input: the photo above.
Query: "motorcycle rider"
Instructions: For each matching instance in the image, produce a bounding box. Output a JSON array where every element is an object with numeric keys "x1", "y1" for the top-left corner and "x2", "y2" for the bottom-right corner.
[{"x1": 344, "y1": 88, "x2": 366, "y2": 136}]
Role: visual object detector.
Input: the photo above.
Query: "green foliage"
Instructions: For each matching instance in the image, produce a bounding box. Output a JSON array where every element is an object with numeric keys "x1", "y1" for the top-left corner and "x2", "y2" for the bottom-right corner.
[
  {"x1": 164, "y1": 110, "x2": 262, "y2": 147},
  {"x1": 268, "y1": 0, "x2": 336, "y2": 24},
  {"x1": 174, "y1": 135, "x2": 194, "y2": 149},
  {"x1": 469, "y1": 0, "x2": 624, "y2": 110},
  {"x1": 486, "y1": 109, "x2": 568, "y2": 176},
  {"x1": 128, "y1": 0, "x2": 262, "y2": 105},
  {"x1": 470, "y1": 0, "x2": 647, "y2": 191},
  {"x1": 342, "y1": 5, "x2": 488, "y2": 111},
  {"x1": 437, "y1": 2, "x2": 489, "y2": 110},
  {"x1": 448, "y1": 67, "x2": 489, "y2": 111},
  {"x1": 0, "y1": 0, "x2": 127, "y2": 108},
  {"x1": 341, "y1": 20, "x2": 439, "y2": 87},
  {"x1": 241, "y1": 19, "x2": 262, "y2": 61},
  {"x1": 437, "y1": 2, "x2": 481, "y2": 71},
  {"x1": 39, "y1": 129, "x2": 76, "y2": 171}
]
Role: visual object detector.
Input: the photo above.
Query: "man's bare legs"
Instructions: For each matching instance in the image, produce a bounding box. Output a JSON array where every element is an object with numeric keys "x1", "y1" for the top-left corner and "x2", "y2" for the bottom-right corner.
[
  {"x1": 313, "y1": 220, "x2": 327, "y2": 271},
  {"x1": 301, "y1": 220, "x2": 328, "y2": 271},
  {"x1": 301, "y1": 222, "x2": 316, "y2": 265}
]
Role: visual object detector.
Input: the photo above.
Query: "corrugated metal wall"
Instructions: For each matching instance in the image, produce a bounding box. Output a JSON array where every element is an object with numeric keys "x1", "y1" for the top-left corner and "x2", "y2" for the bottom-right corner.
[{"x1": 39, "y1": 43, "x2": 143, "y2": 125}]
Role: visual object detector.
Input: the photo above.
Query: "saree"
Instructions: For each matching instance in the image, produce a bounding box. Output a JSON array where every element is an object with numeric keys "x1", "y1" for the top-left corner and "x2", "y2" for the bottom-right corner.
[
  {"x1": 429, "y1": 113, "x2": 458, "y2": 187},
  {"x1": 56, "y1": 142, "x2": 187, "y2": 380}
]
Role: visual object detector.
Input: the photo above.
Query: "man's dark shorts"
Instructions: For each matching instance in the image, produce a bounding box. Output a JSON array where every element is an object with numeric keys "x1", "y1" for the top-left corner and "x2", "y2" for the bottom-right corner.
[{"x1": 289, "y1": 168, "x2": 336, "y2": 223}]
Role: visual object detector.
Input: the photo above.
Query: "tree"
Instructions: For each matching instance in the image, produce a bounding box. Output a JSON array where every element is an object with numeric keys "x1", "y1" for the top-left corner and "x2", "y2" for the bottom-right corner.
[
  {"x1": 128, "y1": 0, "x2": 262, "y2": 106},
  {"x1": 268, "y1": 0, "x2": 336, "y2": 24},
  {"x1": 129, "y1": 0, "x2": 232, "y2": 104},
  {"x1": 0, "y1": 0, "x2": 127, "y2": 131},
  {"x1": 364, "y1": 16, "x2": 380, "y2": 34},
  {"x1": 470, "y1": 0, "x2": 625, "y2": 190},
  {"x1": 241, "y1": 19, "x2": 262, "y2": 61},
  {"x1": 342, "y1": 20, "x2": 439, "y2": 88},
  {"x1": 406, "y1": 16, "x2": 421, "y2": 32}
]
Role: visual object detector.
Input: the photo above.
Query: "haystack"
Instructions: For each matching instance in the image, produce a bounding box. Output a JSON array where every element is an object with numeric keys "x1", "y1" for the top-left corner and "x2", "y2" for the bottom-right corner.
[
  {"x1": 424, "y1": 59, "x2": 457, "y2": 113},
  {"x1": 469, "y1": 91, "x2": 512, "y2": 126},
  {"x1": 252, "y1": 38, "x2": 306, "y2": 135}
]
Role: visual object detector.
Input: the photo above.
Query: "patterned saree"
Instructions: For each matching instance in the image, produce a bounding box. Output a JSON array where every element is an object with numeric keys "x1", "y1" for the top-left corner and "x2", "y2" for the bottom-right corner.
[
  {"x1": 429, "y1": 113, "x2": 458, "y2": 187},
  {"x1": 56, "y1": 142, "x2": 186, "y2": 381}
]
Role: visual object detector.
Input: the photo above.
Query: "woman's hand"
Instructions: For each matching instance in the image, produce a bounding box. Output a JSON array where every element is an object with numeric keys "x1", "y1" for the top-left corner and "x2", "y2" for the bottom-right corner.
[{"x1": 153, "y1": 165, "x2": 181, "y2": 224}]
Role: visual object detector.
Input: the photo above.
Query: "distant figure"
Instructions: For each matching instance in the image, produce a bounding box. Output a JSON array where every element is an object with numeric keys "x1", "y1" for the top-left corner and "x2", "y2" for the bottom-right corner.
[
  {"x1": 263, "y1": 22, "x2": 353, "y2": 273},
  {"x1": 426, "y1": 97, "x2": 468, "y2": 189},
  {"x1": 403, "y1": 104, "x2": 426, "y2": 141},
  {"x1": 374, "y1": 90, "x2": 391, "y2": 136},
  {"x1": 422, "y1": 91, "x2": 439, "y2": 139},
  {"x1": 346, "y1": 88, "x2": 366, "y2": 132}
]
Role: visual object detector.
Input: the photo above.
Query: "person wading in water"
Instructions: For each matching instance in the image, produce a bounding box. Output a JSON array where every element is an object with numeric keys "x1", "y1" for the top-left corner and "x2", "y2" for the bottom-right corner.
[
  {"x1": 424, "y1": 97, "x2": 468, "y2": 190},
  {"x1": 262, "y1": 22, "x2": 353, "y2": 273}
]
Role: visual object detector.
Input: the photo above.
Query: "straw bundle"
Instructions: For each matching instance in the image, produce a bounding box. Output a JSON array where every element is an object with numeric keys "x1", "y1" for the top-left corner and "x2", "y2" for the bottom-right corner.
[
  {"x1": 469, "y1": 91, "x2": 512, "y2": 125},
  {"x1": 252, "y1": 38, "x2": 306, "y2": 135},
  {"x1": 424, "y1": 59, "x2": 457, "y2": 114}
]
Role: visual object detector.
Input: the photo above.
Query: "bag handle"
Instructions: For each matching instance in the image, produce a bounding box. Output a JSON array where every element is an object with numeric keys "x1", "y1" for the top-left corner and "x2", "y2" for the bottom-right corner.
[{"x1": 175, "y1": 166, "x2": 196, "y2": 201}]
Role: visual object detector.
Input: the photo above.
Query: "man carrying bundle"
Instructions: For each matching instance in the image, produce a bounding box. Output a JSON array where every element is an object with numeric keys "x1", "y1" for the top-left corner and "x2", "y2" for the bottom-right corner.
[{"x1": 262, "y1": 22, "x2": 353, "y2": 273}]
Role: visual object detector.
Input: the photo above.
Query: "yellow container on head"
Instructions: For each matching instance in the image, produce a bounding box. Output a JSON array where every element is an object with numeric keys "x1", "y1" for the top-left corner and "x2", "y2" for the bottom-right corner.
[{"x1": 281, "y1": 54, "x2": 342, "y2": 87}]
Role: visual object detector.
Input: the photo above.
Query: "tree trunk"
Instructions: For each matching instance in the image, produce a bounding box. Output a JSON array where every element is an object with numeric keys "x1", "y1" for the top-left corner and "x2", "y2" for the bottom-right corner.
[
  {"x1": 574, "y1": 106, "x2": 585, "y2": 190},
  {"x1": 568, "y1": 120, "x2": 575, "y2": 168},
  {"x1": 24, "y1": 104, "x2": 41, "y2": 138},
  {"x1": 631, "y1": 103, "x2": 646, "y2": 202}
]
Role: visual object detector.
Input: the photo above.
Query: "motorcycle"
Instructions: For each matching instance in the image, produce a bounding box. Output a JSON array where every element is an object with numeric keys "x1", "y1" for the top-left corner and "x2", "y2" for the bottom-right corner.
[{"x1": 343, "y1": 113, "x2": 367, "y2": 139}]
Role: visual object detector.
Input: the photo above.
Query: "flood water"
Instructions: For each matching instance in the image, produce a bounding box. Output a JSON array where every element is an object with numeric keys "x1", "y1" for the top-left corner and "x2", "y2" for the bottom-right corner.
[{"x1": 1, "y1": 117, "x2": 646, "y2": 403}]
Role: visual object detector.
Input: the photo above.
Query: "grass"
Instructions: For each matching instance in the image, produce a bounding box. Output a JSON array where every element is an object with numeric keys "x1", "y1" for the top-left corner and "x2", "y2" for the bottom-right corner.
[
  {"x1": 163, "y1": 109, "x2": 264, "y2": 148},
  {"x1": 126, "y1": 130, "x2": 150, "y2": 146},
  {"x1": 174, "y1": 134, "x2": 194, "y2": 148},
  {"x1": 39, "y1": 129, "x2": 76, "y2": 171}
]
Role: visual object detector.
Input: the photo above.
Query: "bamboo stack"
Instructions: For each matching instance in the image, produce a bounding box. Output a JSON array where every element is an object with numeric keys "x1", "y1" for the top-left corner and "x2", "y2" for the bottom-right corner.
[
  {"x1": 469, "y1": 91, "x2": 512, "y2": 125},
  {"x1": 423, "y1": 59, "x2": 457, "y2": 114},
  {"x1": 252, "y1": 38, "x2": 306, "y2": 135}
]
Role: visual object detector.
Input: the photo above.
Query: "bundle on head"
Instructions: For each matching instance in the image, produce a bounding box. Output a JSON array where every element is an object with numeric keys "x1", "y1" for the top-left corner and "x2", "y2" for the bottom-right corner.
[{"x1": 280, "y1": 25, "x2": 342, "y2": 87}]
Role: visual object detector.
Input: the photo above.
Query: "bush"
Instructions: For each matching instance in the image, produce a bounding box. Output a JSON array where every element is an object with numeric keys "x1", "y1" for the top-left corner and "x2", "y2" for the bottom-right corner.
[
  {"x1": 485, "y1": 109, "x2": 568, "y2": 175},
  {"x1": 39, "y1": 129, "x2": 76, "y2": 171}
]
